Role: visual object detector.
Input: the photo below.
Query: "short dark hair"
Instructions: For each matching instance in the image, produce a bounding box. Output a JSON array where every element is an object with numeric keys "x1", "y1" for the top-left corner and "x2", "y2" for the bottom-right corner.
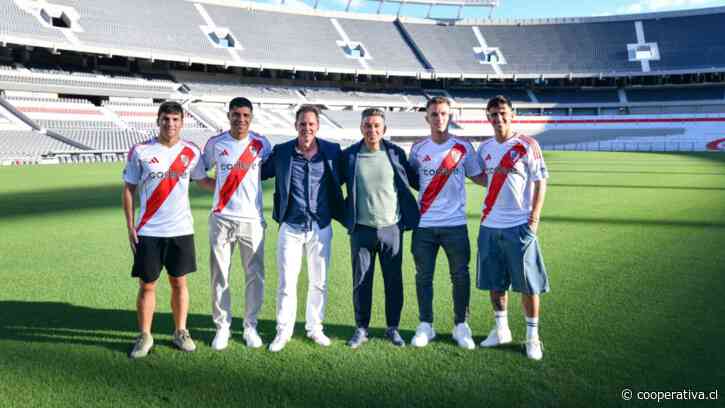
[
  {"x1": 360, "y1": 107, "x2": 386, "y2": 123},
  {"x1": 426, "y1": 96, "x2": 451, "y2": 110},
  {"x1": 229, "y1": 97, "x2": 253, "y2": 112},
  {"x1": 157, "y1": 101, "x2": 184, "y2": 119},
  {"x1": 295, "y1": 105, "x2": 320, "y2": 123},
  {"x1": 486, "y1": 95, "x2": 513, "y2": 111}
]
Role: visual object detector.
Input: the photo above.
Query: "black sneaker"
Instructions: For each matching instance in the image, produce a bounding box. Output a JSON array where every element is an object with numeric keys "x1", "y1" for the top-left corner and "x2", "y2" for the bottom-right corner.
[
  {"x1": 347, "y1": 328, "x2": 368, "y2": 349},
  {"x1": 385, "y1": 327, "x2": 406, "y2": 347}
]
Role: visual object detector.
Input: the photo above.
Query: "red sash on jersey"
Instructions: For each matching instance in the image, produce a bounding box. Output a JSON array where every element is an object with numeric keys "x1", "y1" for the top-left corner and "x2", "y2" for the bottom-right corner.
[
  {"x1": 213, "y1": 139, "x2": 263, "y2": 213},
  {"x1": 419, "y1": 143, "x2": 467, "y2": 215},
  {"x1": 480, "y1": 143, "x2": 528, "y2": 223},
  {"x1": 137, "y1": 146, "x2": 196, "y2": 233}
]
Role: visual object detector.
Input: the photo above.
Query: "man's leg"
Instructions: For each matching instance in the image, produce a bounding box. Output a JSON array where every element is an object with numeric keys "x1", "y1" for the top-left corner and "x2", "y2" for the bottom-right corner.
[
  {"x1": 351, "y1": 225, "x2": 377, "y2": 330},
  {"x1": 439, "y1": 225, "x2": 471, "y2": 325},
  {"x1": 304, "y1": 224, "x2": 332, "y2": 335},
  {"x1": 477, "y1": 226, "x2": 512, "y2": 347},
  {"x1": 137, "y1": 280, "x2": 156, "y2": 334},
  {"x1": 238, "y1": 220, "x2": 266, "y2": 330},
  {"x1": 275, "y1": 224, "x2": 303, "y2": 338},
  {"x1": 378, "y1": 224, "x2": 403, "y2": 330},
  {"x1": 209, "y1": 215, "x2": 234, "y2": 331},
  {"x1": 169, "y1": 275, "x2": 189, "y2": 331},
  {"x1": 411, "y1": 227, "x2": 439, "y2": 325}
]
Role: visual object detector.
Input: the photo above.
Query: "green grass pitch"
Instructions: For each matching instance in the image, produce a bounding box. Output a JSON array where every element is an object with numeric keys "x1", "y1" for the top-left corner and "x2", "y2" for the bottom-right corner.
[{"x1": 0, "y1": 151, "x2": 723, "y2": 407}]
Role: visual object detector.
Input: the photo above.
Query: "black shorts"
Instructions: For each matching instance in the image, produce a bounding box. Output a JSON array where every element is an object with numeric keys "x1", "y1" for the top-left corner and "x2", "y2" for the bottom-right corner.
[{"x1": 131, "y1": 235, "x2": 197, "y2": 283}]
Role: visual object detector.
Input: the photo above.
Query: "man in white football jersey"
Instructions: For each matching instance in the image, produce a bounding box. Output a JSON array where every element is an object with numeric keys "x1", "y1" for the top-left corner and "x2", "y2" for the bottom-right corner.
[
  {"x1": 122, "y1": 101, "x2": 207, "y2": 358},
  {"x1": 201, "y1": 97, "x2": 272, "y2": 351},
  {"x1": 476, "y1": 95, "x2": 550, "y2": 360},
  {"x1": 409, "y1": 96, "x2": 485, "y2": 350}
]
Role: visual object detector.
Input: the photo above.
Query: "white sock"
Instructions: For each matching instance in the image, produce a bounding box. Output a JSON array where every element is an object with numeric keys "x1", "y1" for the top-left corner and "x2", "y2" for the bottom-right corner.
[
  {"x1": 494, "y1": 310, "x2": 509, "y2": 330},
  {"x1": 526, "y1": 317, "x2": 539, "y2": 339}
]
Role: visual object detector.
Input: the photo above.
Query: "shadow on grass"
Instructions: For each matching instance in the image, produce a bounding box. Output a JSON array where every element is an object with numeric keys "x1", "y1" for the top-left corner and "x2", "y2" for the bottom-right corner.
[
  {"x1": 0, "y1": 181, "x2": 275, "y2": 220},
  {"x1": 0, "y1": 301, "x2": 419, "y2": 354}
]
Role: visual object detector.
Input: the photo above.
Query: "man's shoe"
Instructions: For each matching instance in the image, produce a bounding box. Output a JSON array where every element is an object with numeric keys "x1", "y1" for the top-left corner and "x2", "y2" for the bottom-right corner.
[
  {"x1": 480, "y1": 327, "x2": 512, "y2": 348},
  {"x1": 411, "y1": 322, "x2": 436, "y2": 348},
  {"x1": 268, "y1": 333, "x2": 290, "y2": 352},
  {"x1": 452, "y1": 322, "x2": 475, "y2": 350},
  {"x1": 129, "y1": 332, "x2": 153, "y2": 359},
  {"x1": 306, "y1": 330, "x2": 331, "y2": 347},
  {"x1": 243, "y1": 327, "x2": 263, "y2": 349},
  {"x1": 525, "y1": 338, "x2": 544, "y2": 360},
  {"x1": 172, "y1": 329, "x2": 196, "y2": 352},
  {"x1": 385, "y1": 327, "x2": 405, "y2": 347},
  {"x1": 211, "y1": 329, "x2": 230, "y2": 351},
  {"x1": 347, "y1": 328, "x2": 368, "y2": 349}
]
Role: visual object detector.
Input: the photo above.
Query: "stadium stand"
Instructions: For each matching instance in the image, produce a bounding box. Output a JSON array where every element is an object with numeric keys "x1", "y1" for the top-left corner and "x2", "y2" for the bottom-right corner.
[
  {"x1": 533, "y1": 88, "x2": 620, "y2": 104},
  {"x1": 643, "y1": 12, "x2": 725, "y2": 71},
  {"x1": 302, "y1": 88, "x2": 409, "y2": 106},
  {"x1": 324, "y1": 110, "x2": 424, "y2": 129},
  {"x1": 0, "y1": 0, "x2": 69, "y2": 44},
  {"x1": 447, "y1": 89, "x2": 531, "y2": 104},
  {"x1": 627, "y1": 86, "x2": 725, "y2": 102},
  {"x1": 182, "y1": 80, "x2": 304, "y2": 103},
  {"x1": 48, "y1": 0, "x2": 231, "y2": 61},
  {"x1": 0, "y1": 67, "x2": 180, "y2": 97},
  {"x1": 202, "y1": 4, "x2": 364, "y2": 71},
  {"x1": 2, "y1": 3, "x2": 725, "y2": 162}
]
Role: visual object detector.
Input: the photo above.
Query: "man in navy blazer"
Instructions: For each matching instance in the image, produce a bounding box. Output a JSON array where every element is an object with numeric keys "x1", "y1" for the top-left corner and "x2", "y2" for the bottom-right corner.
[
  {"x1": 261, "y1": 105, "x2": 343, "y2": 352},
  {"x1": 338, "y1": 107, "x2": 420, "y2": 348}
]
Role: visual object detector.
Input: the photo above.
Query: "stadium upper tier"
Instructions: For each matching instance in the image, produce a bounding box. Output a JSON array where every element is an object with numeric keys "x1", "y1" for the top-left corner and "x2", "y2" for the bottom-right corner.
[{"x1": 2, "y1": 1, "x2": 724, "y2": 78}]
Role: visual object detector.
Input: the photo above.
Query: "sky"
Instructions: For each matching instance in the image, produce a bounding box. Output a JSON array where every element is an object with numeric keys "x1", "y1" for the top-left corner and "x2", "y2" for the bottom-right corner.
[{"x1": 254, "y1": 0, "x2": 725, "y2": 19}]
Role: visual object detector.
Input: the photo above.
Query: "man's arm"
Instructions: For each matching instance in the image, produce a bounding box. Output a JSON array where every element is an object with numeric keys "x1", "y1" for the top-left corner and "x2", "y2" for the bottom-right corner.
[
  {"x1": 261, "y1": 147, "x2": 276, "y2": 180},
  {"x1": 528, "y1": 178, "x2": 547, "y2": 234},
  {"x1": 122, "y1": 182, "x2": 138, "y2": 254}
]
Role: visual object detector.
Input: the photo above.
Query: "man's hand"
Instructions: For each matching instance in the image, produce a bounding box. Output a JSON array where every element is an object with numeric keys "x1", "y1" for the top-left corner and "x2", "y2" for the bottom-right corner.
[
  {"x1": 527, "y1": 215, "x2": 540, "y2": 235},
  {"x1": 128, "y1": 227, "x2": 139, "y2": 254}
]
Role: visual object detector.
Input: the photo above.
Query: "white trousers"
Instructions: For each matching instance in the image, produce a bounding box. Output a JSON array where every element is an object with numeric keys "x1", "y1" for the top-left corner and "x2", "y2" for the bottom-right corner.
[
  {"x1": 276, "y1": 222, "x2": 332, "y2": 336},
  {"x1": 209, "y1": 214, "x2": 265, "y2": 331}
]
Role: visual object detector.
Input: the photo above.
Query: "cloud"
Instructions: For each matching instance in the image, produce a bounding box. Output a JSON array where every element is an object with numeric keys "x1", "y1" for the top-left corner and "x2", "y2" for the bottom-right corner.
[{"x1": 616, "y1": 0, "x2": 721, "y2": 14}]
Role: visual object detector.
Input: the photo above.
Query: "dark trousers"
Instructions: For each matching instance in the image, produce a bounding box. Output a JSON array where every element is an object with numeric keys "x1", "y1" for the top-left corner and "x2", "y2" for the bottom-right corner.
[
  {"x1": 412, "y1": 225, "x2": 470, "y2": 325},
  {"x1": 350, "y1": 224, "x2": 404, "y2": 329}
]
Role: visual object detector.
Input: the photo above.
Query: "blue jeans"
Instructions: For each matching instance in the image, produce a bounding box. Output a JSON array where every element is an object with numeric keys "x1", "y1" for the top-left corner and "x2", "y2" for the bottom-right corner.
[{"x1": 412, "y1": 225, "x2": 471, "y2": 325}]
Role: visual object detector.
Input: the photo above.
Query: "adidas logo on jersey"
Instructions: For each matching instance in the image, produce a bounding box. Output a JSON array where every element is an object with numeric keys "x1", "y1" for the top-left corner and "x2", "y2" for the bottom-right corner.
[
  {"x1": 149, "y1": 157, "x2": 159, "y2": 164},
  {"x1": 220, "y1": 149, "x2": 230, "y2": 156},
  {"x1": 422, "y1": 154, "x2": 432, "y2": 162},
  {"x1": 484, "y1": 154, "x2": 492, "y2": 161}
]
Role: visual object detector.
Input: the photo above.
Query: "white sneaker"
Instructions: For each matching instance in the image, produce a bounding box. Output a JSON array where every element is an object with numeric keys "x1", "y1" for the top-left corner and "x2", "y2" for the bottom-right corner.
[
  {"x1": 211, "y1": 329, "x2": 230, "y2": 351},
  {"x1": 452, "y1": 322, "x2": 475, "y2": 350},
  {"x1": 306, "y1": 330, "x2": 331, "y2": 347},
  {"x1": 243, "y1": 327, "x2": 263, "y2": 349},
  {"x1": 269, "y1": 334, "x2": 290, "y2": 352},
  {"x1": 525, "y1": 337, "x2": 544, "y2": 360},
  {"x1": 411, "y1": 322, "x2": 436, "y2": 348},
  {"x1": 480, "y1": 327, "x2": 512, "y2": 347}
]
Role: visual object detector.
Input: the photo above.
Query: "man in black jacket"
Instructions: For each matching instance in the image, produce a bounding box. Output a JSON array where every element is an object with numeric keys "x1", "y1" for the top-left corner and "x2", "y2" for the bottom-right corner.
[
  {"x1": 338, "y1": 108, "x2": 420, "y2": 348},
  {"x1": 261, "y1": 105, "x2": 344, "y2": 352}
]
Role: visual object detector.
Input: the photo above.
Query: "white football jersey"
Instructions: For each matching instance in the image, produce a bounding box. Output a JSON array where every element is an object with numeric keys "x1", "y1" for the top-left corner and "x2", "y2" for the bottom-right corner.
[
  {"x1": 123, "y1": 138, "x2": 206, "y2": 237},
  {"x1": 202, "y1": 131, "x2": 271, "y2": 222},
  {"x1": 410, "y1": 136, "x2": 482, "y2": 227},
  {"x1": 477, "y1": 134, "x2": 548, "y2": 228}
]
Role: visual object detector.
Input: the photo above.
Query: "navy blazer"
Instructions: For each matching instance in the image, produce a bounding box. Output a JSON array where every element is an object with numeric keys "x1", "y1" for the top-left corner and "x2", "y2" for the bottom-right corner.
[
  {"x1": 261, "y1": 138, "x2": 344, "y2": 225},
  {"x1": 339, "y1": 139, "x2": 420, "y2": 232}
]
